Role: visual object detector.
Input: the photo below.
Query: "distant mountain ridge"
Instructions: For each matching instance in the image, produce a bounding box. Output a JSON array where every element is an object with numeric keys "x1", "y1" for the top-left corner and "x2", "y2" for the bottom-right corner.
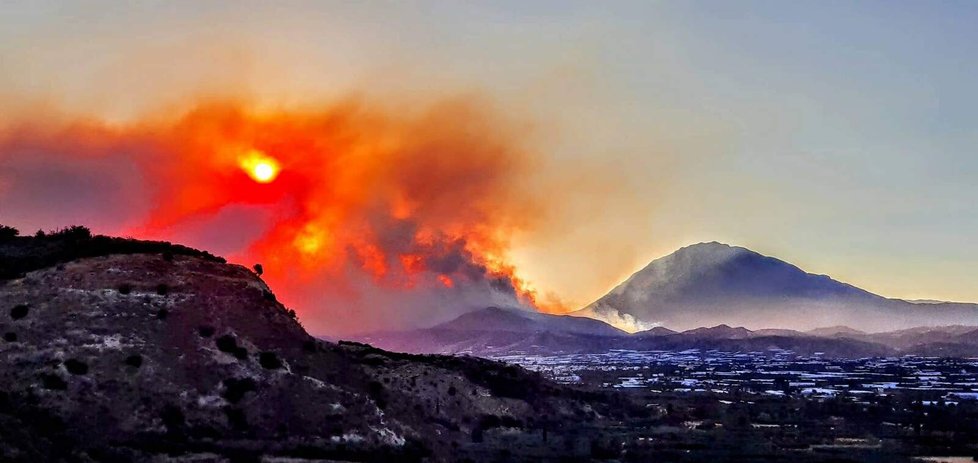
[
  {"x1": 358, "y1": 307, "x2": 628, "y2": 355},
  {"x1": 357, "y1": 307, "x2": 978, "y2": 358},
  {"x1": 576, "y1": 242, "x2": 978, "y2": 332},
  {"x1": 437, "y1": 306, "x2": 625, "y2": 337}
]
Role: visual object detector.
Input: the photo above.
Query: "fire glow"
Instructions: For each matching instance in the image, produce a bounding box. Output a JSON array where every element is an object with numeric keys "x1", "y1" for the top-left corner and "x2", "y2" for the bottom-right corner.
[{"x1": 0, "y1": 98, "x2": 562, "y2": 333}]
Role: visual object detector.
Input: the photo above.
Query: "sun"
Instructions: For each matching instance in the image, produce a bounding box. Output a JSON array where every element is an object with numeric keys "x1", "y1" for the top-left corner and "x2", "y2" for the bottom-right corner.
[{"x1": 239, "y1": 149, "x2": 281, "y2": 183}]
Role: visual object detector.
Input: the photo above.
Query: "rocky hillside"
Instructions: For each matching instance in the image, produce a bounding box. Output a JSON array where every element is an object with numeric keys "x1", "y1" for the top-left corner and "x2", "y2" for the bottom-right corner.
[{"x1": 0, "y1": 233, "x2": 616, "y2": 462}]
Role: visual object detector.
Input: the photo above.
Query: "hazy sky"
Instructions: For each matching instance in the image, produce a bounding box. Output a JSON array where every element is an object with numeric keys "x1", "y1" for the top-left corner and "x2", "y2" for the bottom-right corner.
[{"x1": 2, "y1": 1, "x2": 977, "y2": 309}]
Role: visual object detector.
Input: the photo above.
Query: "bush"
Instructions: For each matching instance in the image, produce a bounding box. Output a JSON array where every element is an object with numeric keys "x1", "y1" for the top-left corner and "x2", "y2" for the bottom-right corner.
[
  {"x1": 198, "y1": 326, "x2": 216, "y2": 338},
  {"x1": 216, "y1": 335, "x2": 249, "y2": 360},
  {"x1": 216, "y1": 335, "x2": 238, "y2": 352},
  {"x1": 367, "y1": 381, "x2": 386, "y2": 409},
  {"x1": 40, "y1": 374, "x2": 67, "y2": 390},
  {"x1": 224, "y1": 407, "x2": 249, "y2": 431},
  {"x1": 160, "y1": 404, "x2": 186, "y2": 434},
  {"x1": 124, "y1": 354, "x2": 143, "y2": 368},
  {"x1": 64, "y1": 359, "x2": 88, "y2": 375},
  {"x1": 258, "y1": 352, "x2": 283, "y2": 370},
  {"x1": 222, "y1": 378, "x2": 257, "y2": 403},
  {"x1": 0, "y1": 225, "x2": 18, "y2": 241},
  {"x1": 51, "y1": 226, "x2": 91, "y2": 240},
  {"x1": 155, "y1": 283, "x2": 169, "y2": 296},
  {"x1": 10, "y1": 304, "x2": 29, "y2": 320}
]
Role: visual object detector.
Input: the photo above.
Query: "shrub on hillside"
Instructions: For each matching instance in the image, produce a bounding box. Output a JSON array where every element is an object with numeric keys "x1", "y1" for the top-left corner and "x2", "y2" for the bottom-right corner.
[
  {"x1": 0, "y1": 224, "x2": 225, "y2": 280},
  {"x1": 0, "y1": 225, "x2": 18, "y2": 241}
]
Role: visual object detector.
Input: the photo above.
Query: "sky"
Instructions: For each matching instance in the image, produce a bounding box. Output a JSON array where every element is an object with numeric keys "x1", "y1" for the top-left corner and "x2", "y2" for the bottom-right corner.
[{"x1": 2, "y1": 1, "x2": 977, "y2": 333}]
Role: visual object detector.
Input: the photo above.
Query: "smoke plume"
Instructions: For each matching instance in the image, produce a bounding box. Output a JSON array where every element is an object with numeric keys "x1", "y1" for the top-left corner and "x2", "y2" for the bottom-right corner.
[{"x1": 0, "y1": 97, "x2": 558, "y2": 335}]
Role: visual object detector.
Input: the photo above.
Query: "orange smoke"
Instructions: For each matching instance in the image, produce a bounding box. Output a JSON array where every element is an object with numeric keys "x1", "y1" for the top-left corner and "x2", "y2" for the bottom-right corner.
[{"x1": 0, "y1": 97, "x2": 563, "y2": 333}]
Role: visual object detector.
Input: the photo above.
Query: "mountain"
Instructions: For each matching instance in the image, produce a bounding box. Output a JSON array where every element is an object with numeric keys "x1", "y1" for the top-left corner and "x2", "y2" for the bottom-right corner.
[
  {"x1": 863, "y1": 325, "x2": 978, "y2": 349},
  {"x1": 437, "y1": 306, "x2": 626, "y2": 337},
  {"x1": 0, "y1": 231, "x2": 624, "y2": 461},
  {"x1": 360, "y1": 308, "x2": 894, "y2": 358},
  {"x1": 635, "y1": 326, "x2": 678, "y2": 337},
  {"x1": 359, "y1": 306, "x2": 628, "y2": 355},
  {"x1": 752, "y1": 328, "x2": 809, "y2": 338},
  {"x1": 807, "y1": 326, "x2": 868, "y2": 337},
  {"x1": 681, "y1": 324, "x2": 754, "y2": 340},
  {"x1": 577, "y1": 242, "x2": 978, "y2": 332}
]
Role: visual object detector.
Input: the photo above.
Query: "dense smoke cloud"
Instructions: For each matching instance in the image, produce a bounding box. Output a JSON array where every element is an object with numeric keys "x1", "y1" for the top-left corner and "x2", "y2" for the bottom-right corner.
[{"x1": 0, "y1": 97, "x2": 559, "y2": 335}]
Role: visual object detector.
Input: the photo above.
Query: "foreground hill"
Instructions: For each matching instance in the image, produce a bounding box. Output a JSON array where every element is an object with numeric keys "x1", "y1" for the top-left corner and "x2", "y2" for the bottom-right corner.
[
  {"x1": 0, "y1": 232, "x2": 618, "y2": 462},
  {"x1": 577, "y1": 242, "x2": 978, "y2": 332}
]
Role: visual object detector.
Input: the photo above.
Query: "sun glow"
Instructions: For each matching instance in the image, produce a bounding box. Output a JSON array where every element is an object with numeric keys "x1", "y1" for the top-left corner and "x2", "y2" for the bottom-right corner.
[{"x1": 239, "y1": 149, "x2": 281, "y2": 183}]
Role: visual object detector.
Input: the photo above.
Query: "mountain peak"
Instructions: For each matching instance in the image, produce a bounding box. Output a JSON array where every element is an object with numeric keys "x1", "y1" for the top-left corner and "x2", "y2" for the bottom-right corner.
[
  {"x1": 675, "y1": 241, "x2": 746, "y2": 257},
  {"x1": 577, "y1": 242, "x2": 978, "y2": 333},
  {"x1": 684, "y1": 240, "x2": 735, "y2": 249},
  {"x1": 683, "y1": 324, "x2": 753, "y2": 339}
]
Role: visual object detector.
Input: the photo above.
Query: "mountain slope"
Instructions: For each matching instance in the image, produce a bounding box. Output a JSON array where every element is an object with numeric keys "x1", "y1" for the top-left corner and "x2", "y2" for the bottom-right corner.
[
  {"x1": 681, "y1": 324, "x2": 753, "y2": 340},
  {"x1": 0, "y1": 235, "x2": 616, "y2": 462},
  {"x1": 437, "y1": 306, "x2": 626, "y2": 336},
  {"x1": 578, "y1": 242, "x2": 978, "y2": 332},
  {"x1": 361, "y1": 309, "x2": 894, "y2": 358},
  {"x1": 359, "y1": 306, "x2": 627, "y2": 355}
]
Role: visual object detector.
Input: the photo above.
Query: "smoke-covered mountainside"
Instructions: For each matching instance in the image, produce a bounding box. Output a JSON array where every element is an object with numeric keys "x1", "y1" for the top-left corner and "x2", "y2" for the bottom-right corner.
[
  {"x1": 578, "y1": 242, "x2": 978, "y2": 332},
  {"x1": 0, "y1": 232, "x2": 632, "y2": 462}
]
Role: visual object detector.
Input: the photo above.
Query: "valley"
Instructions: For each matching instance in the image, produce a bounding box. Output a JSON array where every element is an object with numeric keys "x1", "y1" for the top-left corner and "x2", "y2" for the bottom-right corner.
[{"x1": 496, "y1": 349, "x2": 978, "y2": 400}]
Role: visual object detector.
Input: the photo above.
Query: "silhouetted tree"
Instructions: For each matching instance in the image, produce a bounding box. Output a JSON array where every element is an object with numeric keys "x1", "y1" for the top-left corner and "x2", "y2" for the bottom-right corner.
[
  {"x1": 0, "y1": 225, "x2": 18, "y2": 241},
  {"x1": 253, "y1": 263, "x2": 263, "y2": 276},
  {"x1": 52, "y1": 226, "x2": 91, "y2": 240}
]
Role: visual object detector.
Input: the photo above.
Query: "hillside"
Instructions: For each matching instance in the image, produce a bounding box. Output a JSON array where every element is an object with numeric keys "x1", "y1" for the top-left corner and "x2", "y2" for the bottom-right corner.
[
  {"x1": 577, "y1": 242, "x2": 978, "y2": 332},
  {"x1": 0, "y1": 233, "x2": 620, "y2": 462}
]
